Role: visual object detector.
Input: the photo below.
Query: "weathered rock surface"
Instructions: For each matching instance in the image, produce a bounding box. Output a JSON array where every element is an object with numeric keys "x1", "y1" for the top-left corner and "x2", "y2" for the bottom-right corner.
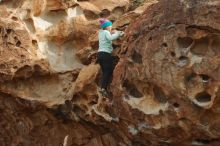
[
  {"x1": 111, "y1": 0, "x2": 220, "y2": 145},
  {"x1": 1, "y1": 0, "x2": 220, "y2": 146},
  {"x1": 0, "y1": 92, "x2": 118, "y2": 146}
]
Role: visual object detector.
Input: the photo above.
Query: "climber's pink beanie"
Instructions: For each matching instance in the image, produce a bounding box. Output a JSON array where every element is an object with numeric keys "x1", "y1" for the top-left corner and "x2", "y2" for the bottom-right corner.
[{"x1": 99, "y1": 18, "x2": 112, "y2": 29}]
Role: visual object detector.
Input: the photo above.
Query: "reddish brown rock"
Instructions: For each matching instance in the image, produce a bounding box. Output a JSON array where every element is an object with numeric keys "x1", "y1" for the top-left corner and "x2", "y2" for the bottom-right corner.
[
  {"x1": 1, "y1": 0, "x2": 220, "y2": 146},
  {"x1": 110, "y1": 0, "x2": 220, "y2": 145},
  {"x1": 0, "y1": 93, "x2": 118, "y2": 146}
]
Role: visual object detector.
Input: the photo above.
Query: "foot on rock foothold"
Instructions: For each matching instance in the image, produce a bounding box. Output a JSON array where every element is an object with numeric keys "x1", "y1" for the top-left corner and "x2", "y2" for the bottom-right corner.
[{"x1": 99, "y1": 88, "x2": 110, "y2": 98}]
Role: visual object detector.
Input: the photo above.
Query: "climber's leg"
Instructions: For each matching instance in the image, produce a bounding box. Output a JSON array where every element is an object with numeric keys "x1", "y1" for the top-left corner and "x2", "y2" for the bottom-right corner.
[
  {"x1": 97, "y1": 52, "x2": 113, "y2": 95},
  {"x1": 102, "y1": 59, "x2": 113, "y2": 90},
  {"x1": 101, "y1": 53, "x2": 113, "y2": 90},
  {"x1": 109, "y1": 55, "x2": 119, "y2": 86}
]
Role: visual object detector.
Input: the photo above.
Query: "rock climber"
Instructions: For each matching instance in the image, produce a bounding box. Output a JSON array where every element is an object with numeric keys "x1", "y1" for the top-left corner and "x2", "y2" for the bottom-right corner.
[{"x1": 97, "y1": 18, "x2": 124, "y2": 97}]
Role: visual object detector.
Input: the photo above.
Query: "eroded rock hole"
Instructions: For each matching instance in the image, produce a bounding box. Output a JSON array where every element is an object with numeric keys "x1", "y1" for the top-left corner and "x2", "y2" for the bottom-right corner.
[
  {"x1": 123, "y1": 80, "x2": 143, "y2": 98},
  {"x1": 112, "y1": 7, "x2": 125, "y2": 17},
  {"x1": 14, "y1": 36, "x2": 18, "y2": 41},
  {"x1": 84, "y1": 10, "x2": 99, "y2": 20},
  {"x1": 191, "y1": 37, "x2": 209, "y2": 55},
  {"x1": 6, "y1": 29, "x2": 12, "y2": 34},
  {"x1": 54, "y1": 103, "x2": 73, "y2": 121},
  {"x1": 194, "y1": 139, "x2": 211, "y2": 144},
  {"x1": 32, "y1": 40, "x2": 37, "y2": 44},
  {"x1": 41, "y1": 10, "x2": 67, "y2": 26},
  {"x1": 130, "y1": 88, "x2": 143, "y2": 98},
  {"x1": 15, "y1": 65, "x2": 33, "y2": 78},
  {"x1": 153, "y1": 85, "x2": 167, "y2": 103},
  {"x1": 173, "y1": 102, "x2": 180, "y2": 108},
  {"x1": 20, "y1": 55, "x2": 25, "y2": 58},
  {"x1": 211, "y1": 37, "x2": 220, "y2": 54},
  {"x1": 185, "y1": 72, "x2": 197, "y2": 82},
  {"x1": 13, "y1": 66, "x2": 18, "y2": 69},
  {"x1": 65, "y1": 100, "x2": 73, "y2": 110},
  {"x1": 89, "y1": 101, "x2": 97, "y2": 106},
  {"x1": 32, "y1": 40, "x2": 37, "y2": 47},
  {"x1": 170, "y1": 51, "x2": 176, "y2": 57},
  {"x1": 199, "y1": 74, "x2": 210, "y2": 82},
  {"x1": 162, "y1": 43, "x2": 168, "y2": 48},
  {"x1": 99, "y1": 9, "x2": 110, "y2": 18},
  {"x1": 11, "y1": 16, "x2": 18, "y2": 21},
  {"x1": 195, "y1": 92, "x2": 211, "y2": 102},
  {"x1": 132, "y1": 51, "x2": 142, "y2": 64},
  {"x1": 16, "y1": 41, "x2": 21, "y2": 47},
  {"x1": 179, "y1": 56, "x2": 188, "y2": 61},
  {"x1": 34, "y1": 65, "x2": 42, "y2": 73},
  {"x1": 3, "y1": 34, "x2": 8, "y2": 40},
  {"x1": 0, "y1": 64, "x2": 6, "y2": 69},
  {"x1": 177, "y1": 37, "x2": 193, "y2": 48},
  {"x1": 178, "y1": 56, "x2": 189, "y2": 66}
]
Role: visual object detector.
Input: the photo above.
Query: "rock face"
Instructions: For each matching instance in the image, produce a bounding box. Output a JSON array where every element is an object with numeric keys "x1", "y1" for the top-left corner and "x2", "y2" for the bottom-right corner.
[
  {"x1": 111, "y1": 0, "x2": 220, "y2": 145},
  {"x1": 1, "y1": 0, "x2": 220, "y2": 146},
  {"x1": 0, "y1": 92, "x2": 119, "y2": 146}
]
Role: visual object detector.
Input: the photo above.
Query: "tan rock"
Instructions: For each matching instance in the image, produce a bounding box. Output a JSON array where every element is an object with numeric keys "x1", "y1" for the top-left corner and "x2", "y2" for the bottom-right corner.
[
  {"x1": 74, "y1": 64, "x2": 100, "y2": 93},
  {"x1": 32, "y1": 0, "x2": 47, "y2": 16},
  {"x1": 2, "y1": 0, "x2": 220, "y2": 145},
  {"x1": 46, "y1": 0, "x2": 77, "y2": 10},
  {"x1": 0, "y1": 72, "x2": 76, "y2": 107},
  {"x1": 0, "y1": 7, "x2": 50, "y2": 81}
]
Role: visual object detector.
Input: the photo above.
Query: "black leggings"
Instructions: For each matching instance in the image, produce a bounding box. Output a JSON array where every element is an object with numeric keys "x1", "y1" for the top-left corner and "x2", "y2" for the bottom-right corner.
[{"x1": 97, "y1": 52, "x2": 114, "y2": 90}]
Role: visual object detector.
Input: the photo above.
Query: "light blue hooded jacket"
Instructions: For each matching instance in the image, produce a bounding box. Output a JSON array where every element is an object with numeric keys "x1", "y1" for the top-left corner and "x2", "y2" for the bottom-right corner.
[{"x1": 98, "y1": 30, "x2": 121, "y2": 53}]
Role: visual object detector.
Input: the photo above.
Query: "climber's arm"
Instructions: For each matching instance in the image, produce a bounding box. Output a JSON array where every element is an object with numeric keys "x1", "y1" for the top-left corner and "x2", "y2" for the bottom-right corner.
[{"x1": 105, "y1": 31, "x2": 122, "y2": 41}]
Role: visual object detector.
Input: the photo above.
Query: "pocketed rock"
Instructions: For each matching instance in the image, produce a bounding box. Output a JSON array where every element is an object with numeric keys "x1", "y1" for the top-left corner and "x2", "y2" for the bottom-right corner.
[
  {"x1": 111, "y1": 0, "x2": 220, "y2": 145},
  {"x1": 1, "y1": 0, "x2": 220, "y2": 146}
]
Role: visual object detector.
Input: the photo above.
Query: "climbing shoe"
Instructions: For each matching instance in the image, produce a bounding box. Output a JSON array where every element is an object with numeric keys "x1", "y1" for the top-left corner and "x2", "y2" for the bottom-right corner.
[{"x1": 99, "y1": 88, "x2": 109, "y2": 97}]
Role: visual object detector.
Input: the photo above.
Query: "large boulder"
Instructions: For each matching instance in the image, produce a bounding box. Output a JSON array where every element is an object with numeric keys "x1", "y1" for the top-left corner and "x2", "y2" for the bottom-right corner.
[
  {"x1": 1, "y1": 0, "x2": 220, "y2": 145},
  {"x1": 111, "y1": 0, "x2": 220, "y2": 145}
]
